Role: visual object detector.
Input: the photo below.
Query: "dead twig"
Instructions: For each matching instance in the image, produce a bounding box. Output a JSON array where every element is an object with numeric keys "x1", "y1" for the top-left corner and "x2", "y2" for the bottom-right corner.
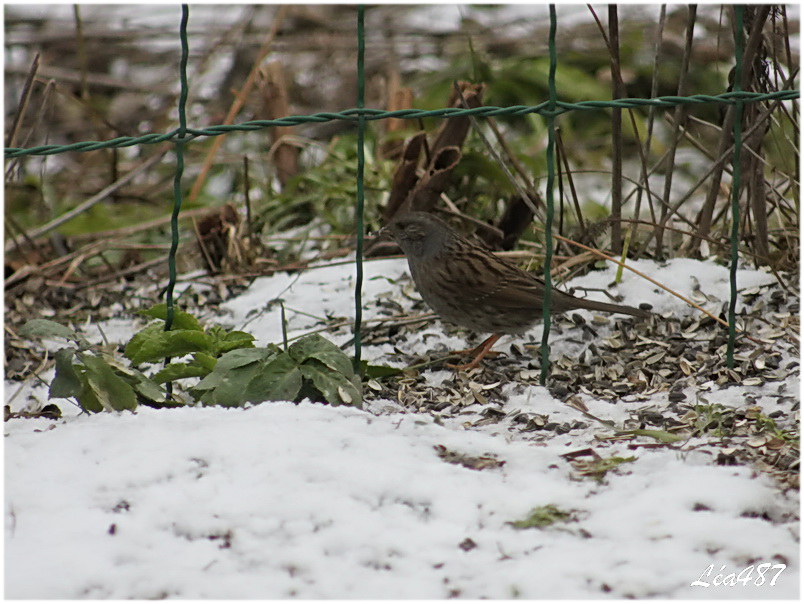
[{"x1": 5, "y1": 52, "x2": 40, "y2": 149}]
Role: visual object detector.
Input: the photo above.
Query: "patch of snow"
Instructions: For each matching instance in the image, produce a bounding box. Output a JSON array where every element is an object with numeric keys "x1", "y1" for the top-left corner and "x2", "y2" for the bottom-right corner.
[
  {"x1": 5, "y1": 401, "x2": 798, "y2": 599},
  {"x1": 5, "y1": 256, "x2": 798, "y2": 598}
]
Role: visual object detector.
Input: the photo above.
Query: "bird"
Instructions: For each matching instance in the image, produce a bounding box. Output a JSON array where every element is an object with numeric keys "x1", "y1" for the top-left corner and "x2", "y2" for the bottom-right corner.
[{"x1": 382, "y1": 211, "x2": 651, "y2": 370}]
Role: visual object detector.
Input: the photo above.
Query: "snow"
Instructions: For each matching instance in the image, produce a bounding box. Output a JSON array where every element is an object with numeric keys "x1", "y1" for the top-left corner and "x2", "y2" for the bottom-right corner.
[{"x1": 5, "y1": 255, "x2": 799, "y2": 598}]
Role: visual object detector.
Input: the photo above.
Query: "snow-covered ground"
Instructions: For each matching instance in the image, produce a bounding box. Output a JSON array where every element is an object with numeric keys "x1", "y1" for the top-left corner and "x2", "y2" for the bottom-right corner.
[{"x1": 5, "y1": 256, "x2": 799, "y2": 598}]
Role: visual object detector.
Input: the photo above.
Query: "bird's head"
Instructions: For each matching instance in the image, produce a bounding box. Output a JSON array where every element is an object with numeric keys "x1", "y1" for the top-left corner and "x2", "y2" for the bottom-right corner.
[{"x1": 382, "y1": 212, "x2": 454, "y2": 260}]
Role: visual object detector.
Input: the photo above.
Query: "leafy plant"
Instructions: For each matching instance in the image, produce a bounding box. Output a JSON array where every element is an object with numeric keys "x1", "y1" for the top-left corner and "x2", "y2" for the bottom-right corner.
[
  {"x1": 124, "y1": 303, "x2": 255, "y2": 383},
  {"x1": 20, "y1": 306, "x2": 363, "y2": 414},
  {"x1": 687, "y1": 402, "x2": 734, "y2": 438},
  {"x1": 752, "y1": 411, "x2": 799, "y2": 443},
  {"x1": 19, "y1": 319, "x2": 164, "y2": 412},
  {"x1": 192, "y1": 334, "x2": 362, "y2": 408}
]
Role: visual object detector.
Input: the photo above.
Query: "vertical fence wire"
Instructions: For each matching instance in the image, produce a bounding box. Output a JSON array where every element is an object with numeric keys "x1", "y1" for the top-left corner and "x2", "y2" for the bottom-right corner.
[
  {"x1": 163, "y1": 4, "x2": 190, "y2": 399},
  {"x1": 165, "y1": 4, "x2": 190, "y2": 333},
  {"x1": 539, "y1": 4, "x2": 558, "y2": 386},
  {"x1": 727, "y1": 5, "x2": 745, "y2": 368},
  {"x1": 353, "y1": 5, "x2": 366, "y2": 373}
]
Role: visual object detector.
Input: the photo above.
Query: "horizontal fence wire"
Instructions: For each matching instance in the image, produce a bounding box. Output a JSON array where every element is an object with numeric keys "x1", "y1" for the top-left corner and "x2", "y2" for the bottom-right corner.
[{"x1": 5, "y1": 90, "x2": 798, "y2": 158}]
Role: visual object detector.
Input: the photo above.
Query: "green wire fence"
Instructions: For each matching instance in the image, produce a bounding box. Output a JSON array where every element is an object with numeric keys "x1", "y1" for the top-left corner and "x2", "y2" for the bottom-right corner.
[
  {"x1": 5, "y1": 5, "x2": 799, "y2": 389},
  {"x1": 5, "y1": 90, "x2": 797, "y2": 159}
]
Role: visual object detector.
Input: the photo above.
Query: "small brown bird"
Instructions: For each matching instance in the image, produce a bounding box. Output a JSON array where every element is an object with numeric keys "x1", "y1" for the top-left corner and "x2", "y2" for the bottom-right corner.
[{"x1": 383, "y1": 211, "x2": 651, "y2": 369}]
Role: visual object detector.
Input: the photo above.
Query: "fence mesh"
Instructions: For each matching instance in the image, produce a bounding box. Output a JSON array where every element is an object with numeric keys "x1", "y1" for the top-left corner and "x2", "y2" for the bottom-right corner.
[{"x1": 4, "y1": 4, "x2": 799, "y2": 388}]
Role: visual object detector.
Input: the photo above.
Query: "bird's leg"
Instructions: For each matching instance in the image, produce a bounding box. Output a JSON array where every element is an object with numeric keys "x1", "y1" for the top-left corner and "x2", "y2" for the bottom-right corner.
[
  {"x1": 446, "y1": 333, "x2": 503, "y2": 370},
  {"x1": 449, "y1": 334, "x2": 504, "y2": 357}
]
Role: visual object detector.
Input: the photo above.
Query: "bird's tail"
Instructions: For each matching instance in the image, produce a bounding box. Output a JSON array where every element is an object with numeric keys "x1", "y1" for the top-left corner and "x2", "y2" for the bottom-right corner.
[
  {"x1": 552, "y1": 290, "x2": 652, "y2": 318},
  {"x1": 576, "y1": 298, "x2": 651, "y2": 317}
]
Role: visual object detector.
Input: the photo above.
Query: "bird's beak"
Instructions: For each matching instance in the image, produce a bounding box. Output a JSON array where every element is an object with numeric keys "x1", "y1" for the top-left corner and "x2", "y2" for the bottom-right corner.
[
  {"x1": 374, "y1": 225, "x2": 394, "y2": 241},
  {"x1": 363, "y1": 224, "x2": 398, "y2": 257}
]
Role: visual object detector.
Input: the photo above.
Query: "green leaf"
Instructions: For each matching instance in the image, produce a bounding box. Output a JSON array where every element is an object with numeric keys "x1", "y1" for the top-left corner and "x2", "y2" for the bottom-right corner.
[
  {"x1": 520, "y1": 59, "x2": 611, "y2": 103},
  {"x1": 619, "y1": 429, "x2": 684, "y2": 444},
  {"x1": 300, "y1": 361, "x2": 362, "y2": 408},
  {"x1": 194, "y1": 347, "x2": 301, "y2": 407},
  {"x1": 289, "y1": 333, "x2": 352, "y2": 375},
  {"x1": 217, "y1": 330, "x2": 256, "y2": 353},
  {"x1": 576, "y1": 455, "x2": 638, "y2": 481},
  {"x1": 215, "y1": 347, "x2": 276, "y2": 371},
  {"x1": 125, "y1": 329, "x2": 214, "y2": 365},
  {"x1": 49, "y1": 349, "x2": 83, "y2": 399},
  {"x1": 454, "y1": 151, "x2": 513, "y2": 192},
  {"x1": 152, "y1": 363, "x2": 210, "y2": 384},
  {"x1": 78, "y1": 353, "x2": 137, "y2": 412},
  {"x1": 202, "y1": 364, "x2": 260, "y2": 407},
  {"x1": 242, "y1": 353, "x2": 303, "y2": 404},
  {"x1": 104, "y1": 358, "x2": 166, "y2": 404},
  {"x1": 137, "y1": 303, "x2": 203, "y2": 331},
  {"x1": 20, "y1": 319, "x2": 87, "y2": 347},
  {"x1": 193, "y1": 352, "x2": 218, "y2": 372},
  {"x1": 124, "y1": 323, "x2": 162, "y2": 363},
  {"x1": 76, "y1": 372, "x2": 104, "y2": 413},
  {"x1": 194, "y1": 347, "x2": 272, "y2": 393},
  {"x1": 129, "y1": 375, "x2": 167, "y2": 404}
]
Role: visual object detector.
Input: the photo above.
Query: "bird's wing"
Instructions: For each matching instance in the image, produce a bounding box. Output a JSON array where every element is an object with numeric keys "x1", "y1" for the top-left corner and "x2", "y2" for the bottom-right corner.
[
  {"x1": 434, "y1": 247, "x2": 595, "y2": 313},
  {"x1": 434, "y1": 251, "x2": 545, "y2": 310}
]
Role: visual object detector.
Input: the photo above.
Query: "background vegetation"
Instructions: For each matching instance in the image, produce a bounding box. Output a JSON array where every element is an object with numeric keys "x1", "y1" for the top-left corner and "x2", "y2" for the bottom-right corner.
[{"x1": 4, "y1": 4, "x2": 799, "y2": 375}]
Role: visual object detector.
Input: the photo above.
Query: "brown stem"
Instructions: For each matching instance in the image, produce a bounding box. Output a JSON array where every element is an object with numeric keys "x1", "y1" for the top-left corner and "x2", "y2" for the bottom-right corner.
[{"x1": 5, "y1": 52, "x2": 39, "y2": 148}]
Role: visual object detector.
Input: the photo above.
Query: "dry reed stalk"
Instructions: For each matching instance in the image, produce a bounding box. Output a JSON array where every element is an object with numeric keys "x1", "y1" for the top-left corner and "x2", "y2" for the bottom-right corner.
[
  {"x1": 449, "y1": 79, "x2": 544, "y2": 250},
  {"x1": 554, "y1": 130, "x2": 586, "y2": 243},
  {"x1": 379, "y1": 62, "x2": 413, "y2": 160},
  {"x1": 404, "y1": 147, "x2": 462, "y2": 214},
  {"x1": 5, "y1": 53, "x2": 40, "y2": 149},
  {"x1": 383, "y1": 132, "x2": 426, "y2": 223},
  {"x1": 258, "y1": 60, "x2": 299, "y2": 187},
  {"x1": 430, "y1": 81, "x2": 484, "y2": 154}
]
